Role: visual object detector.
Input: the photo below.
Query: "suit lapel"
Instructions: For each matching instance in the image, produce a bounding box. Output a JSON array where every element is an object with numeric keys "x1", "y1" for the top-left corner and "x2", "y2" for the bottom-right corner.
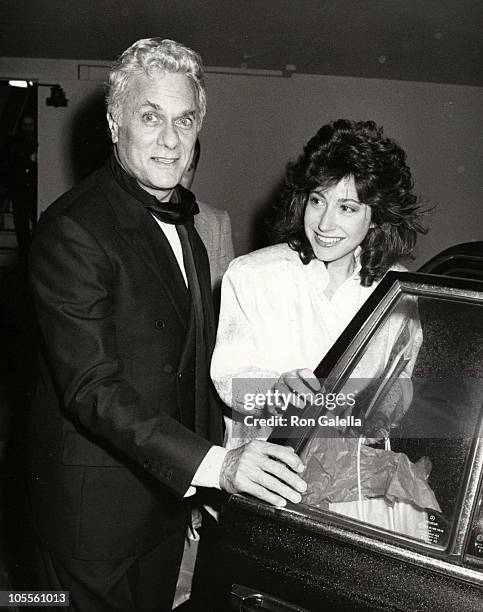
[
  {"x1": 175, "y1": 220, "x2": 213, "y2": 375},
  {"x1": 96, "y1": 165, "x2": 190, "y2": 326},
  {"x1": 188, "y1": 220, "x2": 216, "y2": 347}
]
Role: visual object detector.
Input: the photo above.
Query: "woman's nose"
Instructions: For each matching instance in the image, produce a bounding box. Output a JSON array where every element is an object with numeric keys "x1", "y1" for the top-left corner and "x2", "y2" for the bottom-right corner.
[{"x1": 317, "y1": 206, "x2": 336, "y2": 231}]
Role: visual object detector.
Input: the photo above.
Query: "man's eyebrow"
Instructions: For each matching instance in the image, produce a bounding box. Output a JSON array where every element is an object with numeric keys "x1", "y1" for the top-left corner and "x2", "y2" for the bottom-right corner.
[
  {"x1": 175, "y1": 109, "x2": 197, "y2": 119},
  {"x1": 140, "y1": 100, "x2": 162, "y2": 110}
]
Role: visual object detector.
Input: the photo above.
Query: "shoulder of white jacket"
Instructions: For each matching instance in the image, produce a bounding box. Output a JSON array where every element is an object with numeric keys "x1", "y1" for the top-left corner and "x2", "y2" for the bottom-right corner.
[{"x1": 227, "y1": 243, "x2": 300, "y2": 275}]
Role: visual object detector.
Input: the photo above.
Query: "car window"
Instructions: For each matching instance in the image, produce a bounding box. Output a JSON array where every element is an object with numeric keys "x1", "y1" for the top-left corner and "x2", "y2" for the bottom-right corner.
[{"x1": 298, "y1": 289, "x2": 482, "y2": 552}]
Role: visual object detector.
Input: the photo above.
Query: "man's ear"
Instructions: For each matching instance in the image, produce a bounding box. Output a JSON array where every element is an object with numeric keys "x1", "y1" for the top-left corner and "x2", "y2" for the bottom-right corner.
[{"x1": 107, "y1": 112, "x2": 119, "y2": 144}]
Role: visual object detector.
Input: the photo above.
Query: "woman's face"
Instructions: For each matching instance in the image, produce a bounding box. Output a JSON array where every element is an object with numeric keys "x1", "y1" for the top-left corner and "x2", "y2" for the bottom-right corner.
[{"x1": 304, "y1": 176, "x2": 372, "y2": 272}]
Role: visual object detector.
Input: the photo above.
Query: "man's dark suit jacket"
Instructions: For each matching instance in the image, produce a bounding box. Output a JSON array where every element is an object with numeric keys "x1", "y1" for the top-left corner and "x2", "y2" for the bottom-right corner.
[{"x1": 28, "y1": 161, "x2": 223, "y2": 561}]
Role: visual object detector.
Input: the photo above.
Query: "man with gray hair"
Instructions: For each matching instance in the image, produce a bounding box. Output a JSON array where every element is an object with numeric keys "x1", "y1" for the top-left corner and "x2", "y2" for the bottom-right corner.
[{"x1": 28, "y1": 38, "x2": 306, "y2": 611}]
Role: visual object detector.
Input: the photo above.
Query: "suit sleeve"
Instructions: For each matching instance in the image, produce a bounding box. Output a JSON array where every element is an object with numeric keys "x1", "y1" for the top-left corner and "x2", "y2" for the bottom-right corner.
[{"x1": 29, "y1": 214, "x2": 211, "y2": 497}]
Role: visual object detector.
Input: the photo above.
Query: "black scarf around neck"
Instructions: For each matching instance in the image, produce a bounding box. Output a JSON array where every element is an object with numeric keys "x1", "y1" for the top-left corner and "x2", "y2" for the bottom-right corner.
[{"x1": 108, "y1": 150, "x2": 199, "y2": 225}]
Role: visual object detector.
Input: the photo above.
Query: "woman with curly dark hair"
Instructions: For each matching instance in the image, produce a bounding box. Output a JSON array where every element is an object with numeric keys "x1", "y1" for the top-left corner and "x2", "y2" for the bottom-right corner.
[
  {"x1": 271, "y1": 119, "x2": 425, "y2": 288},
  {"x1": 211, "y1": 119, "x2": 425, "y2": 450}
]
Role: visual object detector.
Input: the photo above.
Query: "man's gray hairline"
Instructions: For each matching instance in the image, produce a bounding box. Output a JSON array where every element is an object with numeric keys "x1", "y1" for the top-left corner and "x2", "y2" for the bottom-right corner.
[{"x1": 106, "y1": 39, "x2": 207, "y2": 128}]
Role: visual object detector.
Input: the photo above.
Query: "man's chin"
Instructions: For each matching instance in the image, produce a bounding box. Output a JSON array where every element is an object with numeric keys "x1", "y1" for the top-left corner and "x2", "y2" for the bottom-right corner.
[{"x1": 138, "y1": 180, "x2": 179, "y2": 200}]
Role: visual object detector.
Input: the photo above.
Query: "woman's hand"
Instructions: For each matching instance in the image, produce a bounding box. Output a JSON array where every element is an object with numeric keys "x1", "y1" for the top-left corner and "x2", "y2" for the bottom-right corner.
[{"x1": 265, "y1": 368, "x2": 321, "y2": 416}]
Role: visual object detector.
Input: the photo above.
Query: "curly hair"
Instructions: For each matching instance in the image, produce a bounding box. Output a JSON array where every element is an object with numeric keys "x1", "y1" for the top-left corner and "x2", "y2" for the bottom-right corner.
[
  {"x1": 106, "y1": 38, "x2": 206, "y2": 127},
  {"x1": 270, "y1": 119, "x2": 426, "y2": 286}
]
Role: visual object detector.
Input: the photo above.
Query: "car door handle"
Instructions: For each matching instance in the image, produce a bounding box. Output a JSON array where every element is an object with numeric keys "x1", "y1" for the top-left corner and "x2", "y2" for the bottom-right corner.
[{"x1": 230, "y1": 584, "x2": 311, "y2": 612}]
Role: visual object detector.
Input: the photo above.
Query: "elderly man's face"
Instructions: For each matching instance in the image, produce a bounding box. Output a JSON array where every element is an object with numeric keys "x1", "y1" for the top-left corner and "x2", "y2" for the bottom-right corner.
[{"x1": 108, "y1": 71, "x2": 198, "y2": 201}]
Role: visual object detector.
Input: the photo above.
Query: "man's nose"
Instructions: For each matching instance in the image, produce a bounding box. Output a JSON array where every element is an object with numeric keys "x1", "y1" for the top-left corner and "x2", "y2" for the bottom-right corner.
[{"x1": 157, "y1": 122, "x2": 179, "y2": 149}]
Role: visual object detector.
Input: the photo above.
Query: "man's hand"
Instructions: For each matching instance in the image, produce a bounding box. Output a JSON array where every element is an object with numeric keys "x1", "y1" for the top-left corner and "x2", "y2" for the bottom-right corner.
[
  {"x1": 219, "y1": 440, "x2": 307, "y2": 507},
  {"x1": 265, "y1": 368, "x2": 321, "y2": 415}
]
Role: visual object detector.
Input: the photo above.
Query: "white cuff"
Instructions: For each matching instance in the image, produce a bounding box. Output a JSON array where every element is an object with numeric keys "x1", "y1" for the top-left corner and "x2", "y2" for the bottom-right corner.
[{"x1": 183, "y1": 445, "x2": 228, "y2": 497}]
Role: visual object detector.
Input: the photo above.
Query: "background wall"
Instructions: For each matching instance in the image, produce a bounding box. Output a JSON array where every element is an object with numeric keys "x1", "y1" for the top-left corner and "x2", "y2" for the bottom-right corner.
[{"x1": 1, "y1": 56, "x2": 482, "y2": 268}]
